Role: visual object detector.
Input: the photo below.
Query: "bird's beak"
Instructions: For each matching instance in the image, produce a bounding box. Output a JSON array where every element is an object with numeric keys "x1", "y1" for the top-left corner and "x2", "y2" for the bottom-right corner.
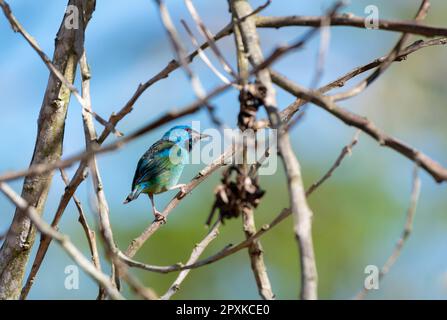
[{"x1": 200, "y1": 133, "x2": 211, "y2": 140}]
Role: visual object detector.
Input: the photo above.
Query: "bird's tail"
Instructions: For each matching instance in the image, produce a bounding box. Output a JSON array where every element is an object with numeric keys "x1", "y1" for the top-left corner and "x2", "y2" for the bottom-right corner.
[{"x1": 123, "y1": 186, "x2": 142, "y2": 204}]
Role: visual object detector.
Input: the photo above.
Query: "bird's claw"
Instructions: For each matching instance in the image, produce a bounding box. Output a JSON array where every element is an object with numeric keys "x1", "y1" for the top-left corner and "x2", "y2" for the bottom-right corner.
[
  {"x1": 179, "y1": 185, "x2": 187, "y2": 197},
  {"x1": 154, "y1": 211, "x2": 167, "y2": 224}
]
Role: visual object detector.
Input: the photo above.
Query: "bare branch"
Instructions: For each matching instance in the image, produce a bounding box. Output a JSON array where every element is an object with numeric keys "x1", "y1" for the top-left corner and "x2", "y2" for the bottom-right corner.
[
  {"x1": 330, "y1": 0, "x2": 431, "y2": 102},
  {"x1": 0, "y1": 182, "x2": 124, "y2": 300},
  {"x1": 19, "y1": 49, "x2": 107, "y2": 299},
  {"x1": 78, "y1": 51, "x2": 121, "y2": 294},
  {"x1": 184, "y1": 0, "x2": 237, "y2": 78},
  {"x1": 0, "y1": 0, "x2": 96, "y2": 299},
  {"x1": 20, "y1": 168, "x2": 104, "y2": 300},
  {"x1": 0, "y1": 0, "x2": 120, "y2": 136},
  {"x1": 80, "y1": 51, "x2": 157, "y2": 300},
  {"x1": 228, "y1": 0, "x2": 346, "y2": 300},
  {"x1": 316, "y1": 37, "x2": 447, "y2": 96},
  {"x1": 271, "y1": 72, "x2": 447, "y2": 184},
  {"x1": 255, "y1": 12, "x2": 447, "y2": 37},
  {"x1": 232, "y1": 7, "x2": 274, "y2": 300},
  {"x1": 355, "y1": 165, "x2": 421, "y2": 299},
  {"x1": 0, "y1": 81, "x2": 232, "y2": 184},
  {"x1": 237, "y1": 0, "x2": 271, "y2": 22},
  {"x1": 252, "y1": 37, "x2": 447, "y2": 130},
  {"x1": 181, "y1": 19, "x2": 232, "y2": 85},
  {"x1": 60, "y1": 169, "x2": 105, "y2": 300},
  {"x1": 161, "y1": 221, "x2": 221, "y2": 300},
  {"x1": 96, "y1": 22, "x2": 233, "y2": 143},
  {"x1": 155, "y1": 0, "x2": 207, "y2": 100},
  {"x1": 306, "y1": 131, "x2": 360, "y2": 196},
  {"x1": 19, "y1": 164, "x2": 89, "y2": 299},
  {"x1": 251, "y1": 3, "x2": 344, "y2": 74}
]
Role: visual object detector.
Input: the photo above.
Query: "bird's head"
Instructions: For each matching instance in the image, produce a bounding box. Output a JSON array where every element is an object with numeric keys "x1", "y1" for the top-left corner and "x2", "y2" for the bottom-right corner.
[{"x1": 162, "y1": 125, "x2": 210, "y2": 151}]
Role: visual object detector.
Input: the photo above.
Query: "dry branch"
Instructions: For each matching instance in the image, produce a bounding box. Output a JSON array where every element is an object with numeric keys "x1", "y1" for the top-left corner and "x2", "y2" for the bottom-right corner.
[
  {"x1": 184, "y1": 0, "x2": 237, "y2": 78},
  {"x1": 355, "y1": 165, "x2": 421, "y2": 299},
  {"x1": 0, "y1": 0, "x2": 96, "y2": 299},
  {"x1": 0, "y1": 82, "x2": 232, "y2": 184},
  {"x1": 60, "y1": 169, "x2": 105, "y2": 299},
  {"x1": 255, "y1": 13, "x2": 447, "y2": 37},
  {"x1": 80, "y1": 50, "x2": 157, "y2": 300},
  {"x1": 306, "y1": 131, "x2": 360, "y2": 195},
  {"x1": 230, "y1": 0, "x2": 326, "y2": 300},
  {"x1": 0, "y1": 0, "x2": 118, "y2": 136},
  {"x1": 0, "y1": 182, "x2": 123, "y2": 300},
  {"x1": 161, "y1": 221, "x2": 221, "y2": 300},
  {"x1": 232, "y1": 7, "x2": 274, "y2": 300},
  {"x1": 329, "y1": 0, "x2": 431, "y2": 102},
  {"x1": 271, "y1": 72, "x2": 447, "y2": 184}
]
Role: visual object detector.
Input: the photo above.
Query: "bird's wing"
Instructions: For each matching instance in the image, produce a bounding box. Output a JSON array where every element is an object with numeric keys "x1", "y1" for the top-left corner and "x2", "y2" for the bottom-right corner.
[{"x1": 131, "y1": 139, "x2": 178, "y2": 189}]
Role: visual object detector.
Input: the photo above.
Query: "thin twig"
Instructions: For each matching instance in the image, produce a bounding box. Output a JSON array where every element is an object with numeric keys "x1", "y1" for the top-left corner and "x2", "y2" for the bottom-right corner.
[
  {"x1": 20, "y1": 168, "x2": 105, "y2": 299},
  {"x1": 60, "y1": 169, "x2": 105, "y2": 300},
  {"x1": 355, "y1": 165, "x2": 421, "y2": 300},
  {"x1": 19, "y1": 164, "x2": 89, "y2": 299},
  {"x1": 316, "y1": 38, "x2": 447, "y2": 96},
  {"x1": 252, "y1": 3, "x2": 345, "y2": 74},
  {"x1": 184, "y1": 0, "x2": 237, "y2": 78},
  {"x1": 0, "y1": 0, "x2": 121, "y2": 136},
  {"x1": 289, "y1": 6, "x2": 333, "y2": 126},
  {"x1": 155, "y1": 0, "x2": 207, "y2": 100},
  {"x1": 237, "y1": 0, "x2": 271, "y2": 22},
  {"x1": 181, "y1": 19, "x2": 232, "y2": 85},
  {"x1": 330, "y1": 0, "x2": 431, "y2": 102},
  {"x1": 96, "y1": 22, "x2": 233, "y2": 144},
  {"x1": 160, "y1": 221, "x2": 221, "y2": 300},
  {"x1": 306, "y1": 131, "x2": 360, "y2": 196}
]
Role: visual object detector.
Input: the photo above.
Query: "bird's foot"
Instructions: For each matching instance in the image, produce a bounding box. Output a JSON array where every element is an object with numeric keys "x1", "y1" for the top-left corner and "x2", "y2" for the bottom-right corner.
[
  {"x1": 153, "y1": 211, "x2": 167, "y2": 224},
  {"x1": 178, "y1": 184, "x2": 187, "y2": 197},
  {"x1": 170, "y1": 184, "x2": 188, "y2": 198}
]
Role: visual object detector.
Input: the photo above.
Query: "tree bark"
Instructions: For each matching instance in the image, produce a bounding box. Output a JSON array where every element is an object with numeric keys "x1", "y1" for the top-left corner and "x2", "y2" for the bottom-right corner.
[{"x1": 0, "y1": 0, "x2": 95, "y2": 299}]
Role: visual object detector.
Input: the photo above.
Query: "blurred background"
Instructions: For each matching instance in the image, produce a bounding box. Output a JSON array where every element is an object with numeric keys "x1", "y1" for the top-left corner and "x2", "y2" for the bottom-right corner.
[{"x1": 0, "y1": 0, "x2": 446, "y2": 299}]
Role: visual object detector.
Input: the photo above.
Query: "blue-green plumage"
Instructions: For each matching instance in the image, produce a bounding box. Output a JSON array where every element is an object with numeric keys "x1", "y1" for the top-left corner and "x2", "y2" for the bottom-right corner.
[
  {"x1": 124, "y1": 125, "x2": 209, "y2": 221},
  {"x1": 132, "y1": 140, "x2": 187, "y2": 193}
]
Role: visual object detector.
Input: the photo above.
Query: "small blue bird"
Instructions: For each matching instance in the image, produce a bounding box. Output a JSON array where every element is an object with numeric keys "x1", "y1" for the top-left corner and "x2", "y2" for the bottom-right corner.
[{"x1": 124, "y1": 125, "x2": 209, "y2": 222}]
